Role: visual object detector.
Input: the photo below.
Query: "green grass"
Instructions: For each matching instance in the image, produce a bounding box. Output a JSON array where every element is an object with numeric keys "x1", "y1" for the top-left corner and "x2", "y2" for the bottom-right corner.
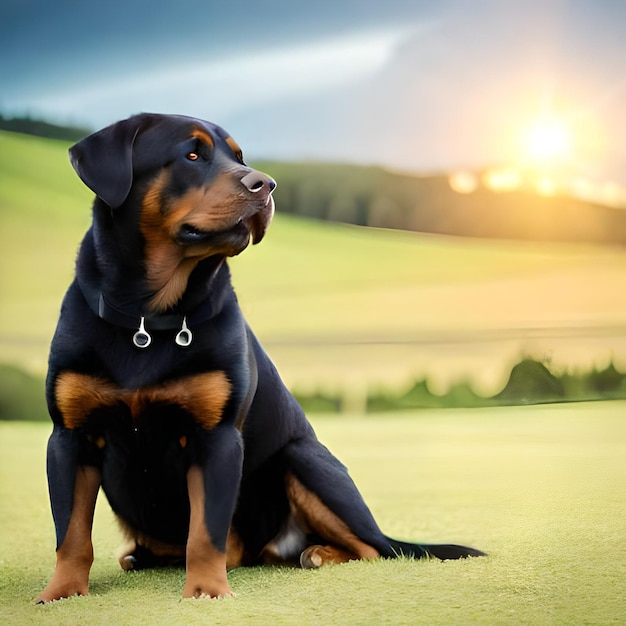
[{"x1": 1, "y1": 402, "x2": 625, "y2": 624}]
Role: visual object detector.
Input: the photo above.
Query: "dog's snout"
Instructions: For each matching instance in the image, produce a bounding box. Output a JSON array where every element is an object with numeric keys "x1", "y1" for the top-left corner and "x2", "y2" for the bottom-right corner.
[{"x1": 241, "y1": 170, "x2": 276, "y2": 195}]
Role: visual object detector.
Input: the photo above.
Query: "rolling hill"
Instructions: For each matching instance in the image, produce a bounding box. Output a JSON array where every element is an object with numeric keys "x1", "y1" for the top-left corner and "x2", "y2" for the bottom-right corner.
[{"x1": 1, "y1": 129, "x2": 626, "y2": 397}]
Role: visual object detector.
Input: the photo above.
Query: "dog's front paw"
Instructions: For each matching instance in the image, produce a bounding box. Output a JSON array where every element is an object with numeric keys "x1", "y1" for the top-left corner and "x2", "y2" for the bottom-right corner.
[
  {"x1": 183, "y1": 577, "x2": 233, "y2": 599},
  {"x1": 35, "y1": 575, "x2": 89, "y2": 604}
]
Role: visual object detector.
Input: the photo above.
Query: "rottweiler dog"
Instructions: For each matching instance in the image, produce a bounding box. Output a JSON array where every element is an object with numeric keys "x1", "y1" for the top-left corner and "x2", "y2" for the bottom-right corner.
[{"x1": 37, "y1": 113, "x2": 484, "y2": 602}]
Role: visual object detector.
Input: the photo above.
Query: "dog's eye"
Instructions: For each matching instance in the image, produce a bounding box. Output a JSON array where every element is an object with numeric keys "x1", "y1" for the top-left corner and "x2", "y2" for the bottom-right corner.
[
  {"x1": 186, "y1": 152, "x2": 199, "y2": 161},
  {"x1": 234, "y1": 150, "x2": 244, "y2": 164}
]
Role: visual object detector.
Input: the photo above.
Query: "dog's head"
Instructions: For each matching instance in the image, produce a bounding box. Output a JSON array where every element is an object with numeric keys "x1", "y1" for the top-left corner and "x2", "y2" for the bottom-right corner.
[
  {"x1": 69, "y1": 113, "x2": 276, "y2": 309},
  {"x1": 70, "y1": 113, "x2": 276, "y2": 254}
]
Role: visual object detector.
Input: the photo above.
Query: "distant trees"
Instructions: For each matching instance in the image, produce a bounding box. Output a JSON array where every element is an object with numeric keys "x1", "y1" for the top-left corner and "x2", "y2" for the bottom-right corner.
[
  {"x1": 260, "y1": 161, "x2": 626, "y2": 246},
  {"x1": 0, "y1": 114, "x2": 91, "y2": 142}
]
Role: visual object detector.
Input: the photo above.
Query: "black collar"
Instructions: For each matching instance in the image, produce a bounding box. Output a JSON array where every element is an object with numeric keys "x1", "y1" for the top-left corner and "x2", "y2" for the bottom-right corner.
[{"x1": 76, "y1": 259, "x2": 224, "y2": 348}]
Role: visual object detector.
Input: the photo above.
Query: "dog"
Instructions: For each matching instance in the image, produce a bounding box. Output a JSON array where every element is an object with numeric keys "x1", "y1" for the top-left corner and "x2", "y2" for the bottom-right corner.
[{"x1": 36, "y1": 113, "x2": 484, "y2": 602}]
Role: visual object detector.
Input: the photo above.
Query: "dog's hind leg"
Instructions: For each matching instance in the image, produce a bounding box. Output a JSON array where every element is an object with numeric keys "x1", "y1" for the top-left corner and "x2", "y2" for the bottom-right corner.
[
  {"x1": 285, "y1": 470, "x2": 380, "y2": 568},
  {"x1": 282, "y1": 438, "x2": 394, "y2": 565},
  {"x1": 282, "y1": 437, "x2": 486, "y2": 566}
]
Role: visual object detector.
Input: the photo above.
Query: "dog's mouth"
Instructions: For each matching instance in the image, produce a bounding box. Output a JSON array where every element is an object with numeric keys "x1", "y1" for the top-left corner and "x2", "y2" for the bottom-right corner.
[
  {"x1": 176, "y1": 200, "x2": 274, "y2": 253},
  {"x1": 246, "y1": 198, "x2": 275, "y2": 244}
]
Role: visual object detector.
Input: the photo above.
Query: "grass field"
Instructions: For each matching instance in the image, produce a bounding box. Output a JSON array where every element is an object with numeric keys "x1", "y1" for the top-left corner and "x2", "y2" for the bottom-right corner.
[
  {"x1": 1, "y1": 401, "x2": 625, "y2": 625},
  {"x1": 2, "y1": 130, "x2": 626, "y2": 395},
  {"x1": 2, "y1": 130, "x2": 626, "y2": 623}
]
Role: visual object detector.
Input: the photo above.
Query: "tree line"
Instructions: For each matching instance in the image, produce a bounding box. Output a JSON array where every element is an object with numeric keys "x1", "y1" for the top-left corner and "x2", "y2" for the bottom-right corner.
[
  {"x1": 258, "y1": 161, "x2": 626, "y2": 246},
  {"x1": 0, "y1": 114, "x2": 91, "y2": 142}
]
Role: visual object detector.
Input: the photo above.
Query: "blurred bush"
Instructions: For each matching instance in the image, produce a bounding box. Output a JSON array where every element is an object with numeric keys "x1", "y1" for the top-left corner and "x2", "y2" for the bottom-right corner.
[
  {"x1": 0, "y1": 364, "x2": 48, "y2": 421},
  {"x1": 495, "y1": 358, "x2": 564, "y2": 405}
]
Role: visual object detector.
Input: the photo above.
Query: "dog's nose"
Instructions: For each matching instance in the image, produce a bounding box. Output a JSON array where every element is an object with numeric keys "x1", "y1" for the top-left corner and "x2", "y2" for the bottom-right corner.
[{"x1": 240, "y1": 170, "x2": 276, "y2": 195}]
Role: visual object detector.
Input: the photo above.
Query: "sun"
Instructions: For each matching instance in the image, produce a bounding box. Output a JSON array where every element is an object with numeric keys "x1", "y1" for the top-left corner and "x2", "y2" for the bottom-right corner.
[{"x1": 520, "y1": 116, "x2": 573, "y2": 165}]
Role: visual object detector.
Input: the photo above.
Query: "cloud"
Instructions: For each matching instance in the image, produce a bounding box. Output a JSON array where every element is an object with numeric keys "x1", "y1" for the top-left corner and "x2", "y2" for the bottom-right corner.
[
  {"x1": 6, "y1": 29, "x2": 408, "y2": 128},
  {"x1": 2, "y1": 2, "x2": 624, "y2": 183}
]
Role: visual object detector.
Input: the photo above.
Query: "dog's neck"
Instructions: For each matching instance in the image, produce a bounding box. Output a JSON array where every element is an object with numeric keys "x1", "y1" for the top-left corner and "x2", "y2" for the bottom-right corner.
[{"x1": 75, "y1": 226, "x2": 228, "y2": 328}]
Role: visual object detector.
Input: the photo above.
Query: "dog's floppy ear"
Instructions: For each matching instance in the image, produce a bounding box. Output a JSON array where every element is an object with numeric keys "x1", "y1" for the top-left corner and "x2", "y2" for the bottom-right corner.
[{"x1": 69, "y1": 117, "x2": 144, "y2": 209}]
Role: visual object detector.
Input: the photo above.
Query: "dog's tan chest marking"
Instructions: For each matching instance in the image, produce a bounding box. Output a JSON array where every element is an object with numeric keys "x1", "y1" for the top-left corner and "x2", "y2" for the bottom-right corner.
[{"x1": 56, "y1": 371, "x2": 231, "y2": 431}]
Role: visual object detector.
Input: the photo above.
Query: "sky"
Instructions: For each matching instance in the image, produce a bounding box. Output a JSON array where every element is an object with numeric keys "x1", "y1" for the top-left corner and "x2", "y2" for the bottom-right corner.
[{"x1": 2, "y1": 0, "x2": 625, "y2": 186}]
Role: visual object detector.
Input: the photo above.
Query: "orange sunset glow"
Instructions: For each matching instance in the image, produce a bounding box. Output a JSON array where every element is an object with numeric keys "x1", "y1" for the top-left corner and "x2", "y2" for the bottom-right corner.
[{"x1": 450, "y1": 104, "x2": 625, "y2": 208}]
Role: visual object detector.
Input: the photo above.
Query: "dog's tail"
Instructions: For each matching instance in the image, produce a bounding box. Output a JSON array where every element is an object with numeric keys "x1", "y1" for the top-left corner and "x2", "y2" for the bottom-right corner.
[{"x1": 384, "y1": 537, "x2": 486, "y2": 560}]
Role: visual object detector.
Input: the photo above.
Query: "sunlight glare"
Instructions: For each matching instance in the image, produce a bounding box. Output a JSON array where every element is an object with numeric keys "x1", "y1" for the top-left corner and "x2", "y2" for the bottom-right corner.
[
  {"x1": 534, "y1": 176, "x2": 558, "y2": 196},
  {"x1": 482, "y1": 167, "x2": 522, "y2": 192},
  {"x1": 449, "y1": 171, "x2": 478, "y2": 194},
  {"x1": 521, "y1": 117, "x2": 573, "y2": 164}
]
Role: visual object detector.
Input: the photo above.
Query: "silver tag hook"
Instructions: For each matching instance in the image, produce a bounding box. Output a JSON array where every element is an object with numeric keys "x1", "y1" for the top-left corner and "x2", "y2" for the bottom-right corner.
[
  {"x1": 175, "y1": 317, "x2": 193, "y2": 347},
  {"x1": 133, "y1": 317, "x2": 152, "y2": 349}
]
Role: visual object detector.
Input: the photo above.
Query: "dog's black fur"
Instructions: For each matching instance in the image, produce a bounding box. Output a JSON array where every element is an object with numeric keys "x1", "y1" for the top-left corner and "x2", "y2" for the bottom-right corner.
[{"x1": 37, "y1": 113, "x2": 484, "y2": 602}]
